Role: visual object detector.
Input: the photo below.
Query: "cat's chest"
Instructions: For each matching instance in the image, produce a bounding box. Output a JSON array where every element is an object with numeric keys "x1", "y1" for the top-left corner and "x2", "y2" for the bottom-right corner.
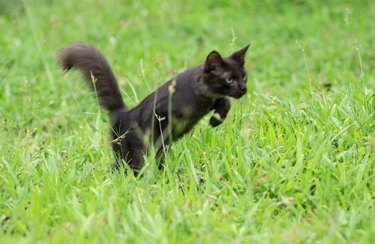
[{"x1": 173, "y1": 96, "x2": 213, "y2": 120}]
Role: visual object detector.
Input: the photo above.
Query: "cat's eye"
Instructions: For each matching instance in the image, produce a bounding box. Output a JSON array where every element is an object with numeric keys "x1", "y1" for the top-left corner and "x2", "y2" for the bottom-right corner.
[{"x1": 225, "y1": 78, "x2": 234, "y2": 84}]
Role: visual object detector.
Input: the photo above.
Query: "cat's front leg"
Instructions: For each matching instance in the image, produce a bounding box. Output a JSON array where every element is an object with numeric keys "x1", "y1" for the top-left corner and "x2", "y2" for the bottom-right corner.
[{"x1": 209, "y1": 97, "x2": 231, "y2": 127}]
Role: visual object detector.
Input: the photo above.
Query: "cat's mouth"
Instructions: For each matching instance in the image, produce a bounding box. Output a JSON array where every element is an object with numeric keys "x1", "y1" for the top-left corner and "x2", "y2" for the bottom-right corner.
[{"x1": 230, "y1": 89, "x2": 247, "y2": 99}]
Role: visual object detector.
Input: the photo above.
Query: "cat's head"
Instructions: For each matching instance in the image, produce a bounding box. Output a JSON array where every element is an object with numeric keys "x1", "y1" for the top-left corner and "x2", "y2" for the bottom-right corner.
[{"x1": 203, "y1": 45, "x2": 250, "y2": 99}]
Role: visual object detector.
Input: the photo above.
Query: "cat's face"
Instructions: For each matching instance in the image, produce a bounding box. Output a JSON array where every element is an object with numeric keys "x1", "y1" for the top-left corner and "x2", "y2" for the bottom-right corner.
[{"x1": 203, "y1": 45, "x2": 250, "y2": 99}]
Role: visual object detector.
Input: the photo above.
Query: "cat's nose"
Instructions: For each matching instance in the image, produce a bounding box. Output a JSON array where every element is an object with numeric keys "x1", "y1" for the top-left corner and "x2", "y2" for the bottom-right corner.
[{"x1": 239, "y1": 83, "x2": 247, "y2": 93}]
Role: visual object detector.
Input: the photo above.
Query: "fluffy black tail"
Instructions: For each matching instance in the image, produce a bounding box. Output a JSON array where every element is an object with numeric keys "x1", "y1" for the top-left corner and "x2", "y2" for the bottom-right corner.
[{"x1": 60, "y1": 43, "x2": 127, "y2": 112}]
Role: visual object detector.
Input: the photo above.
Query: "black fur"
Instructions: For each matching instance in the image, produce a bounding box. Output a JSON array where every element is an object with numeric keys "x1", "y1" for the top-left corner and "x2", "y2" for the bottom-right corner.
[{"x1": 60, "y1": 43, "x2": 250, "y2": 173}]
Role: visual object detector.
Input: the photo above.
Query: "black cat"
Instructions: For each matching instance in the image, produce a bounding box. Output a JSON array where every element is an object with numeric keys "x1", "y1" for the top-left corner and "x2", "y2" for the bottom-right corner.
[{"x1": 60, "y1": 43, "x2": 250, "y2": 172}]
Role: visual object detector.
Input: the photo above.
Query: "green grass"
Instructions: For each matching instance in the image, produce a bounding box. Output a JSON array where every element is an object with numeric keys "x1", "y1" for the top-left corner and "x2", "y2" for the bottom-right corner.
[{"x1": 1, "y1": 0, "x2": 374, "y2": 242}]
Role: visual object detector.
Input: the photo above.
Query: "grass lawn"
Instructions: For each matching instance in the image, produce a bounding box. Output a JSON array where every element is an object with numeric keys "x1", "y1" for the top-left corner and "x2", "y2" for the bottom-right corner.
[{"x1": 0, "y1": 0, "x2": 374, "y2": 242}]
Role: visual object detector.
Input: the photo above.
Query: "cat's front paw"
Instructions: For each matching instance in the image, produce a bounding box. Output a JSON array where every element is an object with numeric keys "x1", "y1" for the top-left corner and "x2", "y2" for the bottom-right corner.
[{"x1": 209, "y1": 113, "x2": 223, "y2": 127}]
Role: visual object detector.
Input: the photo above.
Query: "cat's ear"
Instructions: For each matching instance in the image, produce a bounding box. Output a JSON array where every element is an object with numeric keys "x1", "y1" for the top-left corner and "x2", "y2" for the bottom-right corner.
[
  {"x1": 204, "y1": 51, "x2": 224, "y2": 72},
  {"x1": 229, "y1": 44, "x2": 250, "y2": 66}
]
